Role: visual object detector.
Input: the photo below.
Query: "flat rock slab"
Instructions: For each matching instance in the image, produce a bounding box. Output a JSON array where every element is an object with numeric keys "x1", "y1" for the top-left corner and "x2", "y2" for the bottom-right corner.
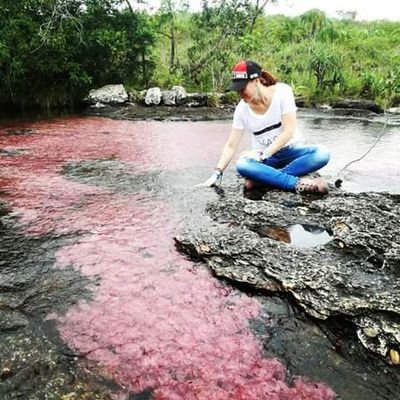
[{"x1": 175, "y1": 185, "x2": 400, "y2": 364}]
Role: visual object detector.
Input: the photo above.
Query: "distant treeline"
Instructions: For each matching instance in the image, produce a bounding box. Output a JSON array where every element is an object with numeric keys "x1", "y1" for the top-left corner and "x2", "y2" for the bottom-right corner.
[{"x1": 1, "y1": 0, "x2": 399, "y2": 109}]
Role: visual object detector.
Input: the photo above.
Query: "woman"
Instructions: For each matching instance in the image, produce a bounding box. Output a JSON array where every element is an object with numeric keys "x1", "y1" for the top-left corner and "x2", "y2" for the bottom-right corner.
[{"x1": 203, "y1": 60, "x2": 330, "y2": 194}]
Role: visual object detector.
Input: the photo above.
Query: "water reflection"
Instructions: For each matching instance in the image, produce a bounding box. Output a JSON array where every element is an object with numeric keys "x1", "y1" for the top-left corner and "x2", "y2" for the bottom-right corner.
[
  {"x1": 254, "y1": 224, "x2": 332, "y2": 248},
  {"x1": 288, "y1": 224, "x2": 332, "y2": 248}
]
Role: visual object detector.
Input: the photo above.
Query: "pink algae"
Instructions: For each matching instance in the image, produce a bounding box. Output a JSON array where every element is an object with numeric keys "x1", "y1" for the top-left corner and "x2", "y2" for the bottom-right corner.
[{"x1": 0, "y1": 117, "x2": 336, "y2": 399}]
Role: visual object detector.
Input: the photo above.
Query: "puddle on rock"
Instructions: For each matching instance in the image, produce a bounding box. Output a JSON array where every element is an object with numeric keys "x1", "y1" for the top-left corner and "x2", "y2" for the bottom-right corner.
[{"x1": 255, "y1": 224, "x2": 332, "y2": 248}]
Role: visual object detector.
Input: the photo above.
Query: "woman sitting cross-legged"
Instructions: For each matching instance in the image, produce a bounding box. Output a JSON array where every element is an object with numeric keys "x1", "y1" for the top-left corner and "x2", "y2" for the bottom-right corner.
[{"x1": 201, "y1": 60, "x2": 330, "y2": 194}]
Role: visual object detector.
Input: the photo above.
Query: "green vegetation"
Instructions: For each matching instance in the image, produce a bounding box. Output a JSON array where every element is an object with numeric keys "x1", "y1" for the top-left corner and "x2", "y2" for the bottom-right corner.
[
  {"x1": 0, "y1": 0, "x2": 155, "y2": 109},
  {"x1": 1, "y1": 0, "x2": 399, "y2": 109}
]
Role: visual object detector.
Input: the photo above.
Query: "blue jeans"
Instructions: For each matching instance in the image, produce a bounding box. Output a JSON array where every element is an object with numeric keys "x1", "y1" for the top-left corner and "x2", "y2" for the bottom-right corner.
[{"x1": 236, "y1": 144, "x2": 330, "y2": 191}]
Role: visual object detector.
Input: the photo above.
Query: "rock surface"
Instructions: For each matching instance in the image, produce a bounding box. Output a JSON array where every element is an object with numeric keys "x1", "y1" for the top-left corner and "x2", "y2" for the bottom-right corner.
[
  {"x1": 175, "y1": 185, "x2": 400, "y2": 364},
  {"x1": 144, "y1": 87, "x2": 162, "y2": 105},
  {"x1": 86, "y1": 84, "x2": 128, "y2": 105},
  {"x1": 331, "y1": 99, "x2": 383, "y2": 114},
  {"x1": 171, "y1": 85, "x2": 187, "y2": 105},
  {"x1": 0, "y1": 201, "x2": 116, "y2": 399},
  {"x1": 161, "y1": 89, "x2": 177, "y2": 105}
]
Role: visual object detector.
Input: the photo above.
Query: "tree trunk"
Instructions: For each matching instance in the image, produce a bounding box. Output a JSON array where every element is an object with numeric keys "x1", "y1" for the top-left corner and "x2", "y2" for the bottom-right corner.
[
  {"x1": 169, "y1": 24, "x2": 176, "y2": 72},
  {"x1": 142, "y1": 51, "x2": 147, "y2": 86},
  {"x1": 249, "y1": 0, "x2": 271, "y2": 33},
  {"x1": 124, "y1": 0, "x2": 134, "y2": 13}
]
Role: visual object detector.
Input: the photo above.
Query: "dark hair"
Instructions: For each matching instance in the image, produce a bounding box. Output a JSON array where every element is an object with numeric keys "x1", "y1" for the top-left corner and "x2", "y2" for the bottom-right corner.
[{"x1": 260, "y1": 70, "x2": 278, "y2": 87}]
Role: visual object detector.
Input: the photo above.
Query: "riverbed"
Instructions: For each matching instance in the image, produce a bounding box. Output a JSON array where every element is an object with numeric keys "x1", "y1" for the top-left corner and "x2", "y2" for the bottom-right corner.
[{"x1": 0, "y1": 111, "x2": 399, "y2": 399}]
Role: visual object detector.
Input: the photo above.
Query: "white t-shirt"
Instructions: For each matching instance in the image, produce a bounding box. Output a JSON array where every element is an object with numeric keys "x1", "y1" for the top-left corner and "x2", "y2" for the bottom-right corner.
[{"x1": 232, "y1": 82, "x2": 301, "y2": 150}]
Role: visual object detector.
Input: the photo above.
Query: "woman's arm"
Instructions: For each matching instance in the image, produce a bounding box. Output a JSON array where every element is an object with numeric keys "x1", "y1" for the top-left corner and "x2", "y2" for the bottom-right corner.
[
  {"x1": 262, "y1": 111, "x2": 297, "y2": 159},
  {"x1": 215, "y1": 127, "x2": 244, "y2": 171},
  {"x1": 201, "y1": 127, "x2": 244, "y2": 186}
]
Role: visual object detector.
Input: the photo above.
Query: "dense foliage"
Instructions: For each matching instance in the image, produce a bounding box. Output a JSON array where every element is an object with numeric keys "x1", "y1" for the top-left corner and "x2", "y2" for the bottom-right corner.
[
  {"x1": 1, "y1": 0, "x2": 399, "y2": 109},
  {"x1": 154, "y1": 3, "x2": 400, "y2": 108},
  {"x1": 0, "y1": 0, "x2": 155, "y2": 108}
]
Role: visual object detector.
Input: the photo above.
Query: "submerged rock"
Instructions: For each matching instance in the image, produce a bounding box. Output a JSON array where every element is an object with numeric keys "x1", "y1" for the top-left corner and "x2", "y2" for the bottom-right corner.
[
  {"x1": 0, "y1": 202, "x2": 116, "y2": 399},
  {"x1": 175, "y1": 186, "x2": 400, "y2": 364}
]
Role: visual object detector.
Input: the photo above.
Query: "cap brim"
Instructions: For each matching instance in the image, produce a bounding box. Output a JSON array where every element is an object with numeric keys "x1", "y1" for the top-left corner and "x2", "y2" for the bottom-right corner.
[{"x1": 228, "y1": 79, "x2": 248, "y2": 91}]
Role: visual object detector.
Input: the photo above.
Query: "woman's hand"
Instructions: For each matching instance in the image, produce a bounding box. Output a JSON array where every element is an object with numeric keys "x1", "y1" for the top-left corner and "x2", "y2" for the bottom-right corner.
[
  {"x1": 239, "y1": 149, "x2": 265, "y2": 161},
  {"x1": 196, "y1": 170, "x2": 223, "y2": 187}
]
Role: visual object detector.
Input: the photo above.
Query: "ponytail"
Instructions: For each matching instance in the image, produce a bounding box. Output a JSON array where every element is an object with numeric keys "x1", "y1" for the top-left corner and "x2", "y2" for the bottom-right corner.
[{"x1": 260, "y1": 70, "x2": 278, "y2": 87}]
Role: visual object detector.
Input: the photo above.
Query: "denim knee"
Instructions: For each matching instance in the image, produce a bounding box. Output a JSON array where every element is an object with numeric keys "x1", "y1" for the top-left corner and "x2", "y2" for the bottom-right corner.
[
  {"x1": 236, "y1": 157, "x2": 252, "y2": 177},
  {"x1": 314, "y1": 145, "x2": 330, "y2": 167}
]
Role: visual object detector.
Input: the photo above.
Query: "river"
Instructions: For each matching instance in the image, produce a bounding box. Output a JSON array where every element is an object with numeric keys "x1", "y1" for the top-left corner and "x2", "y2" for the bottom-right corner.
[{"x1": 0, "y1": 111, "x2": 399, "y2": 399}]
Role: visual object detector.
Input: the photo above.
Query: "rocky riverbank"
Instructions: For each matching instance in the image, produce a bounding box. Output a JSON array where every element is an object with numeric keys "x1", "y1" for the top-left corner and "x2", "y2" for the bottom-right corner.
[
  {"x1": 175, "y1": 183, "x2": 400, "y2": 366},
  {"x1": 1, "y1": 105, "x2": 399, "y2": 399},
  {"x1": 83, "y1": 84, "x2": 400, "y2": 124}
]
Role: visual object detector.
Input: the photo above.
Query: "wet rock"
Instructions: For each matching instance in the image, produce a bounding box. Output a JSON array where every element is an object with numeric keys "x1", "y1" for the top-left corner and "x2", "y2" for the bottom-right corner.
[
  {"x1": 175, "y1": 187, "x2": 400, "y2": 363},
  {"x1": 145, "y1": 87, "x2": 162, "y2": 106},
  {"x1": 161, "y1": 89, "x2": 176, "y2": 106},
  {"x1": 86, "y1": 84, "x2": 128, "y2": 106},
  {"x1": 85, "y1": 103, "x2": 234, "y2": 121},
  {"x1": 186, "y1": 92, "x2": 208, "y2": 107},
  {"x1": 0, "y1": 322, "x2": 115, "y2": 399},
  {"x1": 0, "y1": 148, "x2": 29, "y2": 156},
  {"x1": 0, "y1": 311, "x2": 29, "y2": 332},
  {"x1": 252, "y1": 294, "x2": 400, "y2": 400},
  {"x1": 1, "y1": 128, "x2": 37, "y2": 136},
  {"x1": 161, "y1": 86, "x2": 188, "y2": 106},
  {"x1": 61, "y1": 159, "x2": 160, "y2": 193},
  {"x1": 171, "y1": 85, "x2": 187, "y2": 105},
  {"x1": 331, "y1": 99, "x2": 383, "y2": 114},
  {"x1": 388, "y1": 107, "x2": 400, "y2": 114},
  {"x1": 0, "y1": 203, "x2": 116, "y2": 399}
]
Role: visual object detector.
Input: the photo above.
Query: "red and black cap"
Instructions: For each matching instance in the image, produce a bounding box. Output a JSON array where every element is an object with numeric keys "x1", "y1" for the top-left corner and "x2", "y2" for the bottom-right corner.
[{"x1": 228, "y1": 60, "x2": 262, "y2": 91}]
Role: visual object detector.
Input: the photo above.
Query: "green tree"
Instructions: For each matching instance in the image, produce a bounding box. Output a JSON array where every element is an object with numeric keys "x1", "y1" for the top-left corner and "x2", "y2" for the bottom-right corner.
[
  {"x1": 307, "y1": 42, "x2": 344, "y2": 93},
  {"x1": 155, "y1": 0, "x2": 189, "y2": 73},
  {"x1": 300, "y1": 9, "x2": 329, "y2": 38},
  {"x1": 0, "y1": 0, "x2": 156, "y2": 108}
]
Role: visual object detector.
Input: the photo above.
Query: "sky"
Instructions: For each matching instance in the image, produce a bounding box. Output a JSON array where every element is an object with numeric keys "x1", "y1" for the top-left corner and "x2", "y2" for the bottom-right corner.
[
  {"x1": 138, "y1": 0, "x2": 400, "y2": 21},
  {"x1": 266, "y1": 0, "x2": 400, "y2": 21}
]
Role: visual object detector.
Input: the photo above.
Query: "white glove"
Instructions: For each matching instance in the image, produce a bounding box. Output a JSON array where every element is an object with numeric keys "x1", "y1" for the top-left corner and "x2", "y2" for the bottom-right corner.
[{"x1": 196, "y1": 169, "x2": 223, "y2": 187}]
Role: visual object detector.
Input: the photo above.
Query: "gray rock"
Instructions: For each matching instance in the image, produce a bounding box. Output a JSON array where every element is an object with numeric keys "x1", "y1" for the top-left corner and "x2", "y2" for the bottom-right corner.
[
  {"x1": 0, "y1": 310, "x2": 28, "y2": 332},
  {"x1": 186, "y1": 92, "x2": 208, "y2": 107},
  {"x1": 317, "y1": 103, "x2": 332, "y2": 110},
  {"x1": 86, "y1": 84, "x2": 128, "y2": 105},
  {"x1": 91, "y1": 101, "x2": 107, "y2": 109},
  {"x1": 162, "y1": 90, "x2": 176, "y2": 106},
  {"x1": 388, "y1": 107, "x2": 400, "y2": 114},
  {"x1": 145, "y1": 87, "x2": 162, "y2": 106},
  {"x1": 175, "y1": 187, "x2": 400, "y2": 363},
  {"x1": 171, "y1": 86, "x2": 187, "y2": 105},
  {"x1": 331, "y1": 99, "x2": 383, "y2": 114}
]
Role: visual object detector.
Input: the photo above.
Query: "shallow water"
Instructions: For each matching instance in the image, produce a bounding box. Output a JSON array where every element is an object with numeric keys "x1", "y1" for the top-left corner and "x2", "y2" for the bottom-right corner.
[
  {"x1": 0, "y1": 113, "x2": 399, "y2": 399},
  {"x1": 297, "y1": 111, "x2": 399, "y2": 193}
]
